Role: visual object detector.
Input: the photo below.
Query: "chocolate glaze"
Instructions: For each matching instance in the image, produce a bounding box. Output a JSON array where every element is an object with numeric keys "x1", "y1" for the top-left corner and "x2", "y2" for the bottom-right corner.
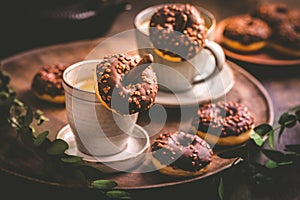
[
  {"x1": 31, "y1": 63, "x2": 68, "y2": 97},
  {"x1": 223, "y1": 15, "x2": 271, "y2": 45},
  {"x1": 149, "y1": 4, "x2": 207, "y2": 60},
  {"x1": 151, "y1": 131, "x2": 213, "y2": 172},
  {"x1": 253, "y1": 3, "x2": 299, "y2": 26},
  {"x1": 271, "y1": 19, "x2": 300, "y2": 51},
  {"x1": 96, "y1": 53, "x2": 158, "y2": 115},
  {"x1": 192, "y1": 101, "x2": 254, "y2": 137}
]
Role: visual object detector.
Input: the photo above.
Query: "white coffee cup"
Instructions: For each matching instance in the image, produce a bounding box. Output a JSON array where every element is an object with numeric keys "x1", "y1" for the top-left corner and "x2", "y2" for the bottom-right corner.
[
  {"x1": 134, "y1": 4, "x2": 225, "y2": 93},
  {"x1": 62, "y1": 60, "x2": 138, "y2": 156}
]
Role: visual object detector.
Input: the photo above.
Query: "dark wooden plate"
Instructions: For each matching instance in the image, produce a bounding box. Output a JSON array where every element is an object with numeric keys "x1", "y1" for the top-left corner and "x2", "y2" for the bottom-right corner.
[
  {"x1": 214, "y1": 15, "x2": 300, "y2": 66},
  {"x1": 0, "y1": 38, "x2": 273, "y2": 189}
]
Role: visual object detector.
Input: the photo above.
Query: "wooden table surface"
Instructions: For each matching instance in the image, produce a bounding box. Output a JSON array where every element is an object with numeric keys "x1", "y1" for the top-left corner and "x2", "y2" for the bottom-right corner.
[{"x1": 0, "y1": 0, "x2": 299, "y2": 200}]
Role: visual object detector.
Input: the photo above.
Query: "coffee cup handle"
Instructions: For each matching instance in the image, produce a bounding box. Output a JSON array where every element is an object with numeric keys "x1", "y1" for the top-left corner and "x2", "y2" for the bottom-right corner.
[{"x1": 193, "y1": 40, "x2": 226, "y2": 84}]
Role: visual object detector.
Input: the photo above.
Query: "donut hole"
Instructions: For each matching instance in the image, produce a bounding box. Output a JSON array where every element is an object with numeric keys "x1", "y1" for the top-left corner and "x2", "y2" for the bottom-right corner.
[
  {"x1": 207, "y1": 106, "x2": 229, "y2": 118},
  {"x1": 276, "y1": 6, "x2": 288, "y2": 14},
  {"x1": 174, "y1": 14, "x2": 188, "y2": 31},
  {"x1": 246, "y1": 20, "x2": 254, "y2": 26},
  {"x1": 294, "y1": 25, "x2": 300, "y2": 33}
]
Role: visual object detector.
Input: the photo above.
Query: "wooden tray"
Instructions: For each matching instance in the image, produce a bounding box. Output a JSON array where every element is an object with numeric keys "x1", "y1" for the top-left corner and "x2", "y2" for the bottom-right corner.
[
  {"x1": 214, "y1": 15, "x2": 300, "y2": 66},
  {"x1": 0, "y1": 39, "x2": 273, "y2": 189}
]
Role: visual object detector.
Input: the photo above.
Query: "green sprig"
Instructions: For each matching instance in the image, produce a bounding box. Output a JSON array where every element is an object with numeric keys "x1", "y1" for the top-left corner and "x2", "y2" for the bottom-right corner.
[
  {"x1": 251, "y1": 106, "x2": 300, "y2": 171},
  {"x1": 219, "y1": 105, "x2": 300, "y2": 200},
  {"x1": 0, "y1": 68, "x2": 129, "y2": 199}
]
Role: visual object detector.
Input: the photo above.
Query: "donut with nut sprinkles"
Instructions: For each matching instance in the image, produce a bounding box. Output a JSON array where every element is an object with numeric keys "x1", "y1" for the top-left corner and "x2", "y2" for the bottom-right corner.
[
  {"x1": 151, "y1": 131, "x2": 213, "y2": 177},
  {"x1": 222, "y1": 15, "x2": 271, "y2": 52},
  {"x1": 192, "y1": 101, "x2": 255, "y2": 146},
  {"x1": 95, "y1": 53, "x2": 158, "y2": 115},
  {"x1": 31, "y1": 63, "x2": 68, "y2": 104},
  {"x1": 149, "y1": 4, "x2": 207, "y2": 61}
]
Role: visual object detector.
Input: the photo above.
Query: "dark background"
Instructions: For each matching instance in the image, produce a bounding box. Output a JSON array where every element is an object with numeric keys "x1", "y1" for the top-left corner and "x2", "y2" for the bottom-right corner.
[
  {"x1": 4, "y1": 0, "x2": 300, "y2": 59},
  {"x1": 0, "y1": 0, "x2": 299, "y2": 200}
]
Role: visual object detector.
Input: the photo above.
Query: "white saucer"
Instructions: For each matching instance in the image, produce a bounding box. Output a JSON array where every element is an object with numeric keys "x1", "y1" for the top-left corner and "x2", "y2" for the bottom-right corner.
[
  {"x1": 56, "y1": 124, "x2": 150, "y2": 173},
  {"x1": 155, "y1": 61, "x2": 235, "y2": 107}
]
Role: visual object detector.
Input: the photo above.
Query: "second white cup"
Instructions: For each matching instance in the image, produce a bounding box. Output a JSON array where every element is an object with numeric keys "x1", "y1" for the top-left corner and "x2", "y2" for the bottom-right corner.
[{"x1": 134, "y1": 4, "x2": 225, "y2": 93}]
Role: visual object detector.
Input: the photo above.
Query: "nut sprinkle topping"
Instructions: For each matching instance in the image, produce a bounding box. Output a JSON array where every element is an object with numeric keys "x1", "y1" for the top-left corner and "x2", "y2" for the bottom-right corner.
[
  {"x1": 192, "y1": 101, "x2": 254, "y2": 137},
  {"x1": 151, "y1": 131, "x2": 213, "y2": 172},
  {"x1": 149, "y1": 4, "x2": 207, "y2": 60},
  {"x1": 96, "y1": 53, "x2": 158, "y2": 115}
]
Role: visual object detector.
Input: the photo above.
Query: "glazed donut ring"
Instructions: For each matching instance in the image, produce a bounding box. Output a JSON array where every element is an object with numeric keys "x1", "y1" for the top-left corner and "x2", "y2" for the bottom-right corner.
[
  {"x1": 253, "y1": 3, "x2": 299, "y2": 26},
  {"x1": 149, "y1": 3, "x2": 207, "y2": 61},
  {"x1": 192, "y1": 101, "x2": 255, "y2": 146},
  {"x1": 222, "y1": 15, "x2": 271, "y2": 52},
  {"x1": 151, "y1": 131, "x2": 213, "y2": 177},
  {"x1": 31, "y1": 63, "x2": 68, "y2": 104},
  {"x1": 95, "y1": 53, "x2": 158, "y2": 115}
]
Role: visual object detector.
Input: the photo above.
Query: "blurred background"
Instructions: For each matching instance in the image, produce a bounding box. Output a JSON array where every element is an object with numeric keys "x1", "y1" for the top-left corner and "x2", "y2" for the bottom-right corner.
[{"x1": 0, "y1": 0, "x2": 298, "y2": 59}]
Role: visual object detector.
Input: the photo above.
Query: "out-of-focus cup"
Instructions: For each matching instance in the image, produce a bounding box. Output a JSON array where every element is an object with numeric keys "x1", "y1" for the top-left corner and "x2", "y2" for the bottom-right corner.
[
  {"x1": 134, "y1": 4, "x2": 216, "y2": 41},
  {"x1": 62, "y1": 60, "x2": 138, "y2": 156},
  {"x1": 134, "y1": 4, "x2": 225, "y2": 93}
]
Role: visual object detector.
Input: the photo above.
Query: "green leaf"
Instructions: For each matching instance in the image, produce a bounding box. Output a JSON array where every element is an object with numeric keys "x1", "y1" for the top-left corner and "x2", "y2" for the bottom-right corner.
[
  {"x1": 285, "y1": 115, "x2": 297, "y2": 128},
  {"x1": 250, "y1": 132, "x2": 264, "y2": 147},
  {"x1": 278, "y1": 112, "x2": 289, "y2": 125},
  {"x1": 34, "y1": 131, "x2": 49, "y2": 146},
  {"x1": 91, "y1": 180, "x2": 117, "y2": 190},
  {"x1": 74, "y1": 169, "x2": 87, "y2": 185},
  {"x1": 278, "y1": 126, "x2": 285, "y2": 143},
  {"x1": 34, "y1": 109, "x2": 43, "y2": 120},
  {"x1": 0, "y1": 73, "x2": 10, "y2": 85},
  {"x1": 46, "y1": 139, "x2": 69, "y2": 155},
  {"x1": 34, "y1": 110, "x2": 49, "y2": 125},
  {"x1": 254, "y1": 124, "x2": 273, "y2": 136},
  {"x1": 24, "y1": 106, "x2": 33, "y2": 126},
  {"x1": 61, "y1": 155, "x2": 83, "y2": 163},
  {"x1": 262, "y1": 149, "x2": 286, "y2": 163},
  {"x1": 265, "y1": 160, "x2": 293, "y2": 169},
  {"x1": 13, "y1": 99, "x2": 24, "y2": 107},
  {"x1": 288, "y1": 105, "x2": 300, "y2": 112},
  {"x1": 296, "y1": 110, "x2": 300, "y2": 123},
  {"x1": 279, "y1": 113, "x2": 297, "y2": 128},
  {"x1": 37, "y1": 115, "x2": 49, "y2": 126},
  {"x1": 278, "y1": 161, "x2": 293, "y2": 166},
  {"x1": 285, "y1": 144, "x2": 300, "y2": 154},
  {"x1": 7, "y1": 88, "x2": 16, "y2": 97},
  {"x1": 265, "y1": 160, "x2": 278, "y2": 169},
  {"x1": 19, "y1": 131, "x2": 34, "y2": 146},
  {"x1": 218, "y1": 177, "x2": 224, "y2": 200},
  {"x1": 268, "y1": 130, "x2": 274, "y2": 149},
  {"x1": 0, "y1": 92, "x2": 9, "y2": 101},
  {"x1": 105, "y1": 190, "x2": 131, "y2": 199}
]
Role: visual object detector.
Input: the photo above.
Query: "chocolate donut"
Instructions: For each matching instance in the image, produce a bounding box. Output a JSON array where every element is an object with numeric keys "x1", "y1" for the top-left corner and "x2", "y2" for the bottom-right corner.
[
  {"x1": 95, "y1": 53, "x2": 158, "y2": 115},
  {"x1": 192, "y1": 101, "x2": 254, "y2": 146},
  {"x1": 32, "y1": 63, "x2": 68, "y2": 104},
  {"x1": 222, "y1": 15, "x2": 271, "y2": 52},
  {"x1": 253, "y1": 3, "x2": 299, "y2": 26},
  {"x1": 151, "y1": 131, "x2": 213, "y2": 177},
  {"x1": 149, "y1": 4, "x2": 207, "y2": 61},
  {"x1": 269, "y1": 19, "x2": 300, "y2": 57}
]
